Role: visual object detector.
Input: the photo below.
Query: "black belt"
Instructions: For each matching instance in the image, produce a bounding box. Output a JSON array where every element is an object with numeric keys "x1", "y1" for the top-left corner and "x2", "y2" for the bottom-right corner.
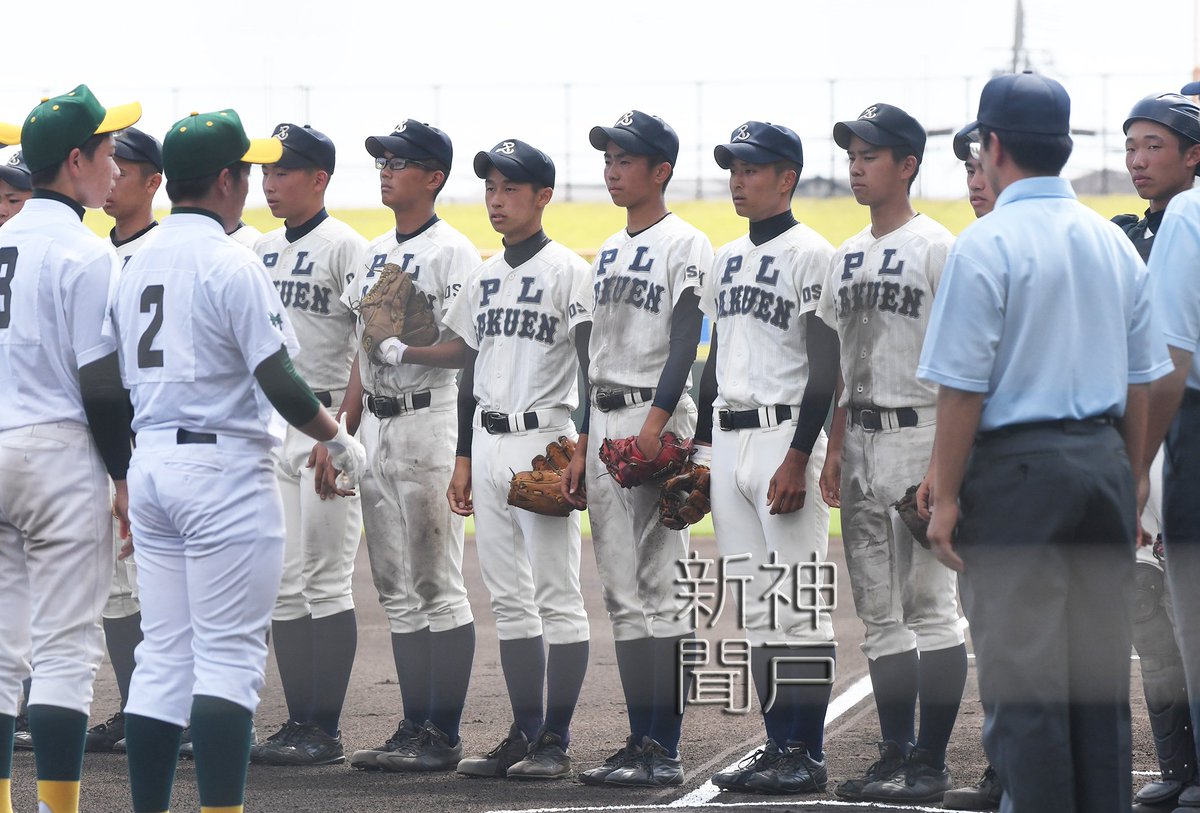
[
  {"x1": 176, "y1": 429, "x2": 217, "y2": 445},
  {"x1": 1184, "y1": 388, "x2": 1200, "y2": 408},
  {"x1": 594, "y1": 387, "x2": 655, "y2": 412},
  {"x1": 850, "y1": 406, "x2": 918, "y2": 431},
  {"x1": 481, "y1": 410, "x2": 541, "y2": 434},
  {"x1": 314, "y1": 390, "x2": 333, "y2": 408},
  {"x1": 718, "y1": 405, "x2": 794, "y2": 431},
  {"x1": 978, "y1": 415, "x2": 1117, "y2": 441},
  {"x1": 365, "y1": 391, "x2": 432, "y2": 418}
]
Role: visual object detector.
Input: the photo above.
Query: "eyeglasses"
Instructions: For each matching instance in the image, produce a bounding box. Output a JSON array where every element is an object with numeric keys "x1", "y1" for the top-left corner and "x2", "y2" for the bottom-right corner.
[{"x1": 374, "y1": 156, "x2": 432, "y2": 172}]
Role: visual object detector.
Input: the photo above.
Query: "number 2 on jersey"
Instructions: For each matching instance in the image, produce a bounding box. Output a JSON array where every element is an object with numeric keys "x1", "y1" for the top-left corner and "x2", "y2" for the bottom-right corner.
[
  {"x1": 138, "y1": 284, "x2": 165, "y2": 368},
  {"x1": 0, "y1": 246, "x2": 17, "y2": 329}
]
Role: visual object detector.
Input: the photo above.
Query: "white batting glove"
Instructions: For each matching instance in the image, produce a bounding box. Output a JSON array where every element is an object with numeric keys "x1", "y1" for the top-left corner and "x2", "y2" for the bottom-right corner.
[
  {"x1": 692, "y1": 444, "x2": 712, "y2": 466},
  {"x1": 323, "y1": 415, "x2": 367, "y2": 485},
  {"x1": 379, "y1": 337, "x2": 408, "y2": 366}
]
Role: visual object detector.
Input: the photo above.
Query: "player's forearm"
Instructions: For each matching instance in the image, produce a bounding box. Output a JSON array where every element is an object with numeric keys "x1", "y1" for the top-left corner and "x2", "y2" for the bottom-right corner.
[
  {"x1": 930, "y1": 387, "x2": 985, "y2": 511},
  {"x1": 254, "y1": 346, "x2": 323, "y2": 428},
  {"x1": 1144, "y1": 346, "x2": 1192, "y2": 472},
  {"x1": 1122, "y1": 383, "x2": 1150, "y2": 480},
  {"x1": 340, "y1": 354, "x2": 364, "y2": 436},
  {"x1": 573, "y1": 323, "x2": 593, "y2": 436},
  {"x1": 455, "y1": 350, "x2": 479, "y2": 458},
  {"x1": 398, "y1": 336, "x2": 469, "y2": 369},
  {"x1": 79, "y1": 351, "x2": 133, "y2": 481},
  {"x1": 791, "y1": 314, "x2": 839, "y2": 454},
  {"x1": 694, "y1": 328, "x2": 718, "y2": 445},
  {"x1": 650, "y1": 289, "x2": 703, "y2": 414},
  {"x1": 826, "y1": 375, "x2": 847, "y2": 454}
]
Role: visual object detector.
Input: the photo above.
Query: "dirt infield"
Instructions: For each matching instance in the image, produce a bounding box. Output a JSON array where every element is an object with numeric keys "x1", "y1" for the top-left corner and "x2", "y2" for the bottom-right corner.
[{"x1": 9, "y1": 533, "x2": 1158, "y2": 812}]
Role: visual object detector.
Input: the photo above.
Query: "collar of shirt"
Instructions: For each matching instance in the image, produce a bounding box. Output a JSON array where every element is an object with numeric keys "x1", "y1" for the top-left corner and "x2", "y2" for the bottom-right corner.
[
  {"x1": 285, "y1": 208, "x2": 329, "y2": 244},
  {"x1": 396, "y1": 214, "x2": 439, "y2": 244},
  {"x1": 749, "y1": 210, "x2": 798, "y2": 247},
  {"x1": 31, "y1": 189, "x2": 85, "y2": 220},
  {"x1": 994, "y1": 175, "x2": 1075, "y2": 209},
  {"x1": 167, "y1": 207, "x2": 226, "y2": 230},
  {"x1": 110, "y1": 220, "x2": 159, "y2": 248},
  {"x1": 502, "y1": 229, "x2": 550, "y2": 268}
]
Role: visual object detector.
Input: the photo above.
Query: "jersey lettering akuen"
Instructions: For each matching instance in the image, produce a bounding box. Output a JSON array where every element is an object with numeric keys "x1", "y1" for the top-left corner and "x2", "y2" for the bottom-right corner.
[
  {"x1": 340, "y1": 219, "x2": 479, "y2": 396},
  {"x1": 702, "y1": 223, "x2": 834, "y2": 410},
  {"x1": 816, "y1": 214, "x2": 953, "y2": 409},
  {"x1": 443, "y1": 240, "x2": 591, "y2": 414},
  {"x1": 587, "y1": 213, "x2": 713, "y2": 389},
  {"x1": 257, "y1": 217, "x2": 366, "y2": 392}
]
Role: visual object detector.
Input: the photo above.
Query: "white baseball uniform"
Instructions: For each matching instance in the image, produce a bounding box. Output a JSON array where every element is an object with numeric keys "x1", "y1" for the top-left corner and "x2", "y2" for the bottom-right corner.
[
  {"x1": 111, "y1": 222, "x2": 159, "y2": 268},
  {"x1": 816, "y1": 214, "x2": 965, "y2": 658},
  {"x1": 585, "y1": 213, "x2": 712, "y2": 641},
  {"x1": 340, "y1": 219, "x2": 477, "y2": 634},
  {"x1": 702, "y1": 223, "x2": 834, "y2": 645},
  {"x1": 228, "y1": 222, "x2": 261, "y2": 249},
  {"x1": 0, "y1": 197, "x2": 120, "y2": 717},
  {"x1": 109, "y1": 210, "x2": 297, "y2": 724},
  {"x1": 257, "y1": 214, "x2": 365, "y2": 622},
  {"x1": 443, "y1": 238, "x2": 591, "y2": 645}
]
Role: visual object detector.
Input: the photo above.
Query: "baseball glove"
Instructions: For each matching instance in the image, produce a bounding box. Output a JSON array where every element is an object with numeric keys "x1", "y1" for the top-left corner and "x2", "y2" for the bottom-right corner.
[
  {"x1": 507, "y1": 436, "x2": 578, "y2": 517},
  {"x1": 658, "y1": 462, "x2": 711, "y2": 530},
  {"x1": 598, "y1": 432, "x2": 693, "y2": 489},
  {"x1": 892, "y1": 484, "x2": 930, "y2": 549},
  {"x1": 357, "y1": 263, "x2": 440, "y2": 359}
]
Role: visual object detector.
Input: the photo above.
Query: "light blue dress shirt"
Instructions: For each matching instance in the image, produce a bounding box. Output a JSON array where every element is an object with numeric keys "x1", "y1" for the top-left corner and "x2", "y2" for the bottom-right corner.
[{"x1": 1149, "y1": 187, "x2": 1200, "y2": 389}]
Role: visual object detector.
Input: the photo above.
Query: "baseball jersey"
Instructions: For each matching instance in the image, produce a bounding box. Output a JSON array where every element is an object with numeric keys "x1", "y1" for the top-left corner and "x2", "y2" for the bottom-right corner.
[
  {"x1": 587, "y1": 213, "x2": 714, "y2": 389},
  {"x1": 228, "y1": 222, "x2": 262, "y2": 249},
  {"x1": 256, "y1": 214, "x2": 366, "y2": 392},
  {"x1": 340, "y1": 219, "x2": 479, "y2": 396},
  {"x1": 816, "y1": 214, "x2": 953, "y2": 409},
  {"x1": 110, "y1": 222, "x2": 160, "y2": 268},
  {"x1": 0, "y1": 196, "x2": 121, "y2": 432},
  {"x1": 108, "y1": 211, "x2": 299, "y2": 441},
  {"x1": 702, "y1": 223, "x2": 834, "y2": 410},
  {"x1": 443, "y1": 239, "x2": 591, "y2": 414},
  {"x1": 1148, "y1": 187, "x2": 1200, "y2": 388}
]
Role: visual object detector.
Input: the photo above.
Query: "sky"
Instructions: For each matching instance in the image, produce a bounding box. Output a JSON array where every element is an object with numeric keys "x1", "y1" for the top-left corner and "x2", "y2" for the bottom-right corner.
[{"x1": 2, "y1": 0, "x2": 1195, "y2": 205}]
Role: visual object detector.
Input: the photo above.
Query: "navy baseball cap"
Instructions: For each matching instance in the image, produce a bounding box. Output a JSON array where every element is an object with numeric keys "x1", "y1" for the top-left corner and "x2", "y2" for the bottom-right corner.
[
  {"x1": 365, "y1": 119, "x2": 453, "y2": 169},
  {"x1": 1182, "y1": 81, "x2": 1200, "y2": 96},
  {"x1": 952, "y1": 124, "x2": 980, "y2": 161},
  {"x1": 114, "y1": 127, "x2": 163, "y2": 171},
  {"x1": 589, "y1": 110, "x2": 679, "y2": 166},
  {"x1": 833, "y1": 103, "x2": 927, "y2": 160},
  {"x1": 272, "y1": 123, "x2": 336, "y2": 173},
  {"x1": 0, "y1": 149, "x2": 31, "y2": 191},
  {"x1": 714, "y1": 121, "x2": 803, "y2": 169},
  {"x1": 965, "y1": 71, "x2": 1070, "y2": 136},
  {"x1": 474, "y1": 139, "x2": 555, "y2": 188}
]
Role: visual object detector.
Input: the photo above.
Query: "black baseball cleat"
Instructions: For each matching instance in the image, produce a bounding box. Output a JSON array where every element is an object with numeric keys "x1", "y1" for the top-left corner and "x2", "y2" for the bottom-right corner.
[
  {"x1": 507, "y1": 729, "x2": 571, "y2": 780},
  {"x1": 834, "y1": 739, "x2": 908, "y2": 800},
  {"x1": 743, "y1": 741, "x2": 828, "y2": 795},
  {"x1": 457, "y1": 722, "x2": 529, "y2": 778},
  {"x1": 713, "y1": 740, "x2": 785, "y2": 792},
  {"x1": 349, "y1": 719, "x2": 420, "y2": 771},
  {"x1": 604, "y1": 736, "x2": 684, "y2": 787},
  {"x1": 178, "y1": 726, "x2": 193, "y2": 759},
  {"x1": 85, "y1": 711, "x2": 126, "y2": 753},
  {"x1": 578, "y1": 736, "x2": 642, "y2": 786},
  {"x1": 859, "y1": 745, "x2": 952, "y2": 804},
  {"x1": 375, "y1": 721, "x2": 462, "y2": 772},
  {"x1": 251, "y1": 721, "x2": 344, "y2": 766},
  {"x1": 250, "y1": 720, "x2": 302, "y2": 764},
  {"x1": 13, "y1": 713, "x2": 32, "y2": 751},
  {"x1": 943, "y1": 763, "x2": 1001, "y2": 810}
]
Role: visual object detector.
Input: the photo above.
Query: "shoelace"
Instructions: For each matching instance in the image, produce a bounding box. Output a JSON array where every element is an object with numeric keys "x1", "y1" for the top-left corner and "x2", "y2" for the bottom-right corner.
[
  {"x1": 486, "y1": 736, "x2": 518, "y2": 758},
  {"x1": 737, "y1": 747, "x2": 781, "y2": 772},
  {"x1": 266, "y1": 721, "x2": 300, "y2": 743}
]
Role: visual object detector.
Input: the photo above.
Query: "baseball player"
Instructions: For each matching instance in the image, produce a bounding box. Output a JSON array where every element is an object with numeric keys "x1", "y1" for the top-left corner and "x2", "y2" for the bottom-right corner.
[
  {"x1": 0, "y1": 85, "x2": 139, "y2": 813},
  {"x1": 922, "y1": 72, "x2": 1169, "y2": 813},
  {"x1": 0, "y1": 147, "x2": 31, "y2": 225},
  {"x1": 444, "y1": 139, "x2": 591, "y2": 780},
  {"x1": 82, "y1": 127, "x2": 163, "y2": 755},
  {"x1": 815, "y1": 103, "x2": 967, "y2": 804},
  {"x1": 250, "y1": 123, "x2": 366, "y2": 767},
  {"x1": 695, "y1": 122, "x2": 838, "y2": 796},
  {"x1": 340, "y1": 120, "x2": 479, "y2": 773},
  {"x1": 110, "y1": 109, "x2": 367, "y2": 813},
  {"x1": 563, "y1": 110, "x2": 713, "y2": 787},
  {"x1": 227, "y1": 220, "x2": 262, "y2": 248}
]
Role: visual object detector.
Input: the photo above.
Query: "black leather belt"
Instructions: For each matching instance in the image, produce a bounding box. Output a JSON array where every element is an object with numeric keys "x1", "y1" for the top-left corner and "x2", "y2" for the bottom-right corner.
[
  {"x1": 979, "y1": 415, "x2": 1117, "y2": 440},
  {"x1": 718, "y1": 405, "x2": 794, "y2": 431},
  {"x1": 314, "y1": 390, "x2": 333, "y2": 408},
  {"x1": 481, "y1": 410, "x2": 541, "y2": 434},
  {"x1": 594, "y1": 387, "x2": 655, "y2": 412},
  {"x1": 365, "y1": 391, "x2": 432, "y2": 418},
  {"x1": 850, "y1": 406, "x2": 919, "y2": 431},
  {"x1": 177, "y1": 429, "x2": 217, "y2": 444}
]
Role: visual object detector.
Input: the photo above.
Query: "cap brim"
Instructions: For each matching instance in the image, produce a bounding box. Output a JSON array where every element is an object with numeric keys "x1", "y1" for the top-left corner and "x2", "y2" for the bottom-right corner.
[
  {"x1": 473, "y1": 150, "x2": 536, "y2": 184},
  {"x1": 0, "y1": 166, "x2": 31, "y2": 191},
  {"x1": 96, "y1": 101, "x2": 142, "y2": 135},
  {"x1": 833, "y1": 119, "x2": 906, "y2": 150},
  {"x1": 714, "y1": 142, "x2": 787, "y2": 169},
  {"x1": 1183, "y1": 82, "x2": 1200, "y2": 96},
  {"x1": 589, "y1": 125, "x2": 655, "y2": 156},
  {"x1": 952, "y1": 123, "x2": 980, "y2": 161},
  {"x1": 242, "y1": 137, "x2": 284, "y2": 165},
  {"x1": 0, "y1": 122, "x2": 20, "y2": 146},
  {"x1": 273, "y1": 145, "x2": 323, "y2": 170},
  {"x1": 365, "y1": 134, "x2": 429, "y2": 160}
]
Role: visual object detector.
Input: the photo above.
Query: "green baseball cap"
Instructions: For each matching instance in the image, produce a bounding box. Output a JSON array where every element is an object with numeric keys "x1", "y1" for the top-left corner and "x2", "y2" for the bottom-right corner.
[
  {"x1": 162, "y1": 109, "x2": 283, "y2": 181},
  {"x1": 0, "y1": 84, "x2": 141, "y2": 173}
]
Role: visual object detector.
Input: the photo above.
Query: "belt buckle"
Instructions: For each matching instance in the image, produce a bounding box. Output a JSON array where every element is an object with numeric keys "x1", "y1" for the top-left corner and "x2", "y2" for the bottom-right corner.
[
  {"x1": 595, "y1": 388, "x2": 615, "y2": 412},
  {"x1": 482, "y1": 410, "x2": 505, "y2": 434},
  {"x1": 373, "y1": 395, "x2": 398, "y2": 419},
  {"x1": 858, "y1": 408, "x2": 880, "y2": 431},
  {"x1": 718, "y1": 409, "x2": 733, "y2": 431}
]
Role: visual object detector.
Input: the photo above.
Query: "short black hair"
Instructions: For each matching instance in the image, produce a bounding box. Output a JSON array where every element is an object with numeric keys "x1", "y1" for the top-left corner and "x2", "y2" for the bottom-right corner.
[
  {"x1": 889, "y1": 145, "x2": 921, "y2": 191},
  {"x1": 979, "y1": 124, "x2": 1073, "y2": 176},
  {"x1": 644, "y1": 154, "x2": 674, "y2": 193},
  {"x1": 770, "y1": 160, "x2": 803, "y2": 199},
  {"x1": 421, "y1": 158, "x2": 450, "y2": 198},
  {"x1": 166, "y1": 161, "x2": 249, "y2": 204},
  {"x1": 30, "y1": 133, "x2": 110, "y2": 188}
]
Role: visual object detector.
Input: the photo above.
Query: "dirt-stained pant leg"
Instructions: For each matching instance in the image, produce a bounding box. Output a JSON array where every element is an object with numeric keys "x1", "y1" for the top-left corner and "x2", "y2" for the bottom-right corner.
[
  {"x1": 587, "y1": 398, "x2": 697, "y2": 642},
  {"x1": 840, "y1": 420, "x2": 962, "y2": 659},
  {"x1": 360, "y1": 403, "x2": 471, "y2": 634}
]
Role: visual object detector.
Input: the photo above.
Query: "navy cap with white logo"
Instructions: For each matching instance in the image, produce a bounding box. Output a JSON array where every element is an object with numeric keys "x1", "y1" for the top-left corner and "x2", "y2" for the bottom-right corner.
[
  {"x1": 952, "y1": 123, "x2": 980, "y2": 161},
  {"x1": 964, "y1": 71, "x2": 1070, "y2": 137},
  {"x1": 114, "y1": 127, "x2": 163, "y2": 172},
  {"x1": 834, "y1": 103, "x2": 927, "y2": 161},
  {"x1": 0, "y1": 149, "x2": 31, "y2": 191},
  {"x1": 365, "y1": 119, "x2": 453, "y2": 170},
  {"x1": 272, "y1": 123, "x2": 336, "y2": 173},
  {"x1": 474, "y1": 139, "x2": 555, "y2": 188},
  {"x1": 589, "y1": 110, "x2": 679, "y2": 166},
  {"x1": 714, "y1": 121, "x2": 803, "y2": 169}
]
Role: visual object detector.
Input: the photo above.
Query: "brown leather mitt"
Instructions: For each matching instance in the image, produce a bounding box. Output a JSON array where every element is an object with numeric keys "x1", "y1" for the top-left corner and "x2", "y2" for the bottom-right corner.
[
  {"x1": 357, "y1": 263, "x2": 440, "y2": 359},
  {"x1": 658, "y1": 462, "x2": 711, "y2": 530},
  {"x1": 508, "y1": 436, "x2": 579, "y2": 517},
  {"x1": 892, "y1": 484, "x2": 930, "y2": 549},
  {"x1": 597, "y1": 431, "x2": 693, "y2": 489}
]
